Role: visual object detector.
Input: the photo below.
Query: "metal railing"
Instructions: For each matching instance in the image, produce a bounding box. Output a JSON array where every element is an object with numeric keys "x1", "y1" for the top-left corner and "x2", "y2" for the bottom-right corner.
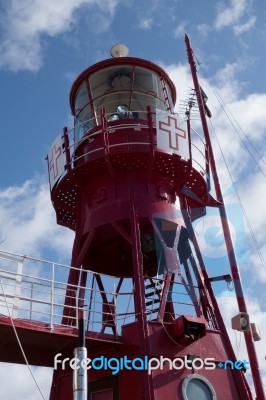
[
  {"x1": 50, "y1": 108, "x2": 209, "y2": 190},
  {"x1": 0, "y1": 251, "x2": 135, "y2": 335},
  {"x1": 69, "y1": 115, "x2": 152, "y2": 167},
  {"x1": 0, "y1": 250, "x2": 201, "y2": 334},
  {"x1": 190, "y1": 127, "x2": 208, "y2": 176}
]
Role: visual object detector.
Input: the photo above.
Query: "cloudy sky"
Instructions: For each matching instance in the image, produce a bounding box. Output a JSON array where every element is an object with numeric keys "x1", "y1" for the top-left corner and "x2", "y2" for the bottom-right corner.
[{"x1": 0, "y1": 0, "x2": 266, "y2": 398}]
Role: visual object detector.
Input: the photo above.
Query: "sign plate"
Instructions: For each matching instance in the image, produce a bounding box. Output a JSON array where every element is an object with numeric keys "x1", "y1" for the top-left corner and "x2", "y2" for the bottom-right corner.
[
  {"x1": 48, "y1": 133, "x2": 66, "y2": 190},
  {"x1": 156, "y1": 109, "x2": 190, "y2": 160}
]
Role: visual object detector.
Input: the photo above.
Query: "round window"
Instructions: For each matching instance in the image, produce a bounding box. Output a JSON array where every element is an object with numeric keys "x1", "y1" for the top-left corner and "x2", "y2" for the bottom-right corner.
[{"x1": 182, "y1": 374, "x2": 217, "y2": 400}]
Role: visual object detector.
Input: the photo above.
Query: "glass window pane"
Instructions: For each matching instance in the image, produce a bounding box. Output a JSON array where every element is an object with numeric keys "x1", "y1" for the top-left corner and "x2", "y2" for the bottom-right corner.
[
  {"x1": 186, "y1": 379, "x2": 213, "y2": 400},
  {"x1": 134, "y1": 68, "x2": 163, "y2": 98},
  {"x1": 86, "y1": 64, "x2": 173, "y2": 127},
  {"x1": 75, "y1": 104, "x2": 93, "y2": 141},
  {"x1": 94, "y1": 93, "x2": 130, "y2": 122},
  {"x1": 130, "y1": 92, "x2": 165, "y2": 124},
  {"x1": 75, "y1": 81, "x2": 89, "y2": 112},
  {"x1": 89, "y1": 66, "x2": 133, "y2": 100},
  {"x1": 183, "y1": 377, "x2": 216, "y2": 400}
]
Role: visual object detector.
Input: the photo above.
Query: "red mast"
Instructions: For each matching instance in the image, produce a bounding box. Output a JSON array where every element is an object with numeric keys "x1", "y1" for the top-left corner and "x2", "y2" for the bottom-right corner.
[{"x1": 185, "y1": 33, "x2": 265, "y2": 400}]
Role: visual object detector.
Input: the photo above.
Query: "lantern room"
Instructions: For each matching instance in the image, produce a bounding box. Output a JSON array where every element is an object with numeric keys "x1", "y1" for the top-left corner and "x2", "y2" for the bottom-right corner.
[{"x1": 69, "y1": 47, "x2": 176, "y2": 143}]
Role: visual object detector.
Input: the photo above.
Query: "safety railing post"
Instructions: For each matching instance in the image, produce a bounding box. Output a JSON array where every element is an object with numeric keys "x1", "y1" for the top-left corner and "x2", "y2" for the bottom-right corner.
[{"x1": 49, "y1": 263, "x2": 55, "y2": 330}]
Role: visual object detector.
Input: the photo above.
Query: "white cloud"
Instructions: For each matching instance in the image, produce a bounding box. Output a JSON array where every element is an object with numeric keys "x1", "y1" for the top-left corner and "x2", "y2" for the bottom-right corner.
[
  {"x1": 215, "y1": 0, "x2": 252, "y2": 30},
  {"x1": 0, "y1": 0, "x2": 119, "y2": 72},
  {"x1": 138, "y1": 17, "x2": 153, "y2": 30},
  {"x1": 0, "y1": 177, "x2": 73, "y2": 398},
  {"x1": 227, "y1": 93, "x2": 266, "y2": 141},
  {"x1": 238, "y1": 171, "x2": 266, "y2": 283},
  {"x1": 0, "y1": 363, "x2": 53, "y2": 400},
  {"x1": 173, "y1": 21, "x2": 187, "y2": 39},
  {"x1": 164, "y1": 61, "x2": 266, "y2": 289},
  {"x1": 196, "y1": 23, "x2": 212, "y2": 37},
  {"x1": 195, "y1": 1, "x2": 255, "y2": 37},
  {"x1": 163, "y1": 63, "x2": 193, "y2": 106},
  {"x1": 199, "y1": 68, "x2": 266, "y2": 287},
  {"x1": 233, "y1": 15, "x2": 256, "y2": 35},
  {"x1": 208, "y1": 69, "x2": 266, "y2": 177},
  {"x1": 212, "y1": 61, "x2": 244, "y2": 100},
  {"x1": 217, "y1": 293, "x2": 266, "y2": 393},
  {"x1": 0, "y1": 176, "x2": 74, "y2": 260},
  {"x1": 0, "y1": 175, "x2": 75, "y2": 399}
]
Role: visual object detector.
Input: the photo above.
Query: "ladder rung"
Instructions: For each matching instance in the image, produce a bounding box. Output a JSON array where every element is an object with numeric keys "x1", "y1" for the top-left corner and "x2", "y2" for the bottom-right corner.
[
  {"x1": 145, "y1": 291, "x2": 155, "y2": 298},
  {"x1": 145, "y1": 282, "x2": 156, "y2": 289},
  {"x1": 146, "y1": 279, "x2": 164, "y2": 289},
  {"x1": 146, "y1": 299, "x2": 160, "y2": 306}
]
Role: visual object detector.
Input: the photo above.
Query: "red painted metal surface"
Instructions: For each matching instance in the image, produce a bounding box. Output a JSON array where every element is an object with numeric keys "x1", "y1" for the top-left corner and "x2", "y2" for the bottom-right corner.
[
  {"x1": 0, "y1": 316, "x2": 122, "y2": 367},
  {"x1": 47, "y1": 321, "x2": 253, "y2": 400}
]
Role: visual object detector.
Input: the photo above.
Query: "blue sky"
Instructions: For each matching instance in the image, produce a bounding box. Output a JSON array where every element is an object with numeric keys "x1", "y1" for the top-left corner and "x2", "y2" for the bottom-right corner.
[
  {"x1": 0, "y1": 0, "x2": 265, "y2": 186},
  {"x1": 0, "y1": 0, "x2": 266, "y2": 398}
]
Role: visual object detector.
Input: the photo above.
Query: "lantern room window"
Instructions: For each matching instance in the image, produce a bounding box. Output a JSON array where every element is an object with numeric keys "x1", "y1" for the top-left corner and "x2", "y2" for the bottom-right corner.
[{"x1": 72, "y1": 63, "x2": 174, "y2": 140}]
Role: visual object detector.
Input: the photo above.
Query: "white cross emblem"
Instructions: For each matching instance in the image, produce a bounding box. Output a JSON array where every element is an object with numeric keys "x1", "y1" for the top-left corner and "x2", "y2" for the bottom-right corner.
[
  {"x1": 156, "y1": 109, "x2": 190, "y2": 159},
  {"x1": 48, "y1": 134, "x2": 66, "y2": 189}
]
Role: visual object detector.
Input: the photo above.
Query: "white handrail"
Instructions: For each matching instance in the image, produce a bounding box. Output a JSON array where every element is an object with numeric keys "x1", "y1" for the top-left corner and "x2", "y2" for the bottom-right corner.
[{"x1": 0, "y1": 251, "x2": 201, "y2": 333}]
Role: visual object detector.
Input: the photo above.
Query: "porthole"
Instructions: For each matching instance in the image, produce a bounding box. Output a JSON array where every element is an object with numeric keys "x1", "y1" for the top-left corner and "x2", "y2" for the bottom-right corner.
[{"x1": 182, "y1": 374, "x2": 216, "y2": 400}]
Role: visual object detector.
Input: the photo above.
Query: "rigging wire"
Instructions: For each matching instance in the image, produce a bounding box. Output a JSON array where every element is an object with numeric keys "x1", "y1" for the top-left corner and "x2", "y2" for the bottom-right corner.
[
  {"x1": 0, "y1": 279, "x2": 47, "y2": 400},
  {"x1": 195, "y1": 57, "x2": 266, "y2": 179},
  {"x1": 209, "y1": 118, "x2": 266, "y2": 276},
  {"x1": 189, "y1": 53, "x2": 266, "y2": 276},
  {"x1": 246, "y1": 372, "x2": 266, "y2": 388},
  {"x1": 234, "y1": 329, "x2": 241, "y2": 359},
  {"x1": 189, "y1": 57, "x2": 266, "y2": 394}
]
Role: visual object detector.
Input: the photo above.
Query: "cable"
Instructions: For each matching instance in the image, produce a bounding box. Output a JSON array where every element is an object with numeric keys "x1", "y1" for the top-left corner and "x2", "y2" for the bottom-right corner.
[
  {"x1": 0, "y1": 278, "x2": 46, "y2": 400},
  {"x1": 209, "y1": 119, "x2": 266, "y2": 277},
  {"x1": 246, "y1": 372, "x2": 266, "y2": 388},
  {"x1": 157, "y1": 315, "x2": 187, "y2": 349},
  {"x1": 195, "y1": 57, "x2": 266, "y2": 179},
  {"x1": 234, "y1": 329, "x2": 241, "y2": 359}
]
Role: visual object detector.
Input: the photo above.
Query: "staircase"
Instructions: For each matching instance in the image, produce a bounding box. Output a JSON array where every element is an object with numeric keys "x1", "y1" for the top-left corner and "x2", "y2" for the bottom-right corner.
[{"x1": 144, "y1": 278, "x2": 163, "y2": 319}]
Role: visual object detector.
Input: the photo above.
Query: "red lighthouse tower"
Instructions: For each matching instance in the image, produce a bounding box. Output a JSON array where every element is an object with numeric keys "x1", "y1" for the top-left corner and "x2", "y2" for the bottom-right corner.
[
  {"x1": 0, "y1": 38, "x2": 264, "y2": 400},
  {"x1": 46, "y1": 40, "x2": 265, "y2": 399}
]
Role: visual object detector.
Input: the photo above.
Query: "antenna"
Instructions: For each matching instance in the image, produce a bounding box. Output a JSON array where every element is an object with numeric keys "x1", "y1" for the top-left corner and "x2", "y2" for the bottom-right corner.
[{"x1": 110, "y1": 44, "x2": 129, "y2": 58}]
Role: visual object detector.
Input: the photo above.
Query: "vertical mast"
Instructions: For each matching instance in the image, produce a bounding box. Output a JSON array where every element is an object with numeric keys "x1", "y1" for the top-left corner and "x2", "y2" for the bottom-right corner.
[{"x1": 185, "y1": 33, "x2": 265, "y2": 400}]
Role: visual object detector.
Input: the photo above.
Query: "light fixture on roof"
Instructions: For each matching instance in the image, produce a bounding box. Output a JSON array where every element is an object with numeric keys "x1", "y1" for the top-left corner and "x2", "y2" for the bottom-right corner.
[{"x1": 110, "y1": 44, "x2": 129, "y2": 58}]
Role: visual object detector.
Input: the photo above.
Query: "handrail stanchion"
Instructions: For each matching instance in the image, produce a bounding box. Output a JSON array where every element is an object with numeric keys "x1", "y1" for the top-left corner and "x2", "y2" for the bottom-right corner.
[{"x1": 50, "y1": 262, "x2": 55, "y2": 330}]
